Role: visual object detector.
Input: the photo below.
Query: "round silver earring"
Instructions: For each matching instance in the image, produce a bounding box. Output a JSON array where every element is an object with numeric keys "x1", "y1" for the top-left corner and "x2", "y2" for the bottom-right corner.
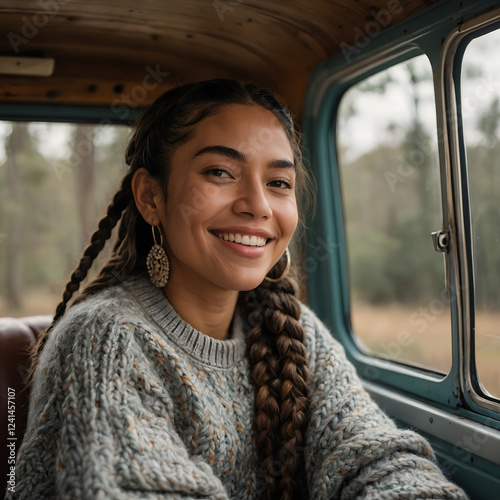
[
  {"x1": 264, "y1": 247, "x2": 291, "y2": 283},
  {"x1": 146, "y1": 225, "x2": 170, "y2": 287}
]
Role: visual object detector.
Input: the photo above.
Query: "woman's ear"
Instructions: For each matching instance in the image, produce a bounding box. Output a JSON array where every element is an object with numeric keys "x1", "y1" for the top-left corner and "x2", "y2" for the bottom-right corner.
[{"x1": 131, "y1": 168, "x2": 165, "y2": 225}]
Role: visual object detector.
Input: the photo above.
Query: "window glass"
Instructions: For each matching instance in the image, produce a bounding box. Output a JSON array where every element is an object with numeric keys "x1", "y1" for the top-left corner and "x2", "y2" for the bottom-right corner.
[
  {"x1": 461, "y1": 28, "x2": 500, "y2": 399},
  {"x1": 0, "y1": 122, "x2": 130, "y2": 317},
  {"x1": 337, "y1": 54, "x2": 452, "y2": 373}
]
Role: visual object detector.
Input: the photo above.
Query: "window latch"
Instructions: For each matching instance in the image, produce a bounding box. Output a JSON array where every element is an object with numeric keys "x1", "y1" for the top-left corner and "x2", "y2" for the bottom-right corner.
[{"x1": 431, "y1": 230, "x2": 450, "y2": 253}]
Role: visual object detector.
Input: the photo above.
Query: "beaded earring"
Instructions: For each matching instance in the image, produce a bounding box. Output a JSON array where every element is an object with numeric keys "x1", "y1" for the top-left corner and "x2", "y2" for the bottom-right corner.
[{"x1": 146, "y1": 225, "x2": 170, "y2": 287}]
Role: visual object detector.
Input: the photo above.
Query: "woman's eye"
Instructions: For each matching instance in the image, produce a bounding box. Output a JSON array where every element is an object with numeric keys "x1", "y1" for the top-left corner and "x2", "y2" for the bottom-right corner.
[
  {"x1": 269, "y1": 179, "x2": 293, "y2": 189},
  {"x1": 206, "y1": 168, "x2": 230, "y2": 178}
]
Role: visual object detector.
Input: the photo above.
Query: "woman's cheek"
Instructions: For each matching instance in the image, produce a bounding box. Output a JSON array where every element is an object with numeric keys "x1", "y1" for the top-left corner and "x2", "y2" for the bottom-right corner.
[{"x1": 278, "y1": 198, "x2": 299, "y2": 234}]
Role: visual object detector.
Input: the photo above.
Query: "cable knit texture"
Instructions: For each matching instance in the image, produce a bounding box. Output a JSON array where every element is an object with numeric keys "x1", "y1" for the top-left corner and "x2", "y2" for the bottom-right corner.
[{"x1": 7, "y1": 274, "x2": 468, "y2": 499}]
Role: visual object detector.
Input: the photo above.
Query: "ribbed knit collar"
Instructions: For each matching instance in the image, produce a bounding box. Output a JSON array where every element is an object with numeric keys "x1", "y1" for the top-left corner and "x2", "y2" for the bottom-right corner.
[{"x1": 123, "y1": 274, "x2": 248, "y2": 368}]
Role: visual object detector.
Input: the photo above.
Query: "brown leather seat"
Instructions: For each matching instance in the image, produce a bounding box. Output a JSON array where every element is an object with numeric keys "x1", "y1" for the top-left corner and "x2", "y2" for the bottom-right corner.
[{"x1": 1, "y1": 315, "x2": 52, "y2": 499}]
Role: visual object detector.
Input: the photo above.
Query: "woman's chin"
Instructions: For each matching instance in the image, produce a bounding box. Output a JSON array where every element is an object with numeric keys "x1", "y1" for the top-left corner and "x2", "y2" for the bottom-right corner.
[{"x1": 219, "y1": 274, "x2": 270, "y2": 292}]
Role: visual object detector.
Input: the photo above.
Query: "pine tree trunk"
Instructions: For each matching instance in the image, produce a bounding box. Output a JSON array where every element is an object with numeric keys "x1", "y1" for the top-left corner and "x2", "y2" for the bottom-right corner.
[
  {"x1": 74, "y1": 125, "x2": 95, "y2": 250},
  {"x1": 5, "y1": 123, "x2": 26, "y2": 311}
]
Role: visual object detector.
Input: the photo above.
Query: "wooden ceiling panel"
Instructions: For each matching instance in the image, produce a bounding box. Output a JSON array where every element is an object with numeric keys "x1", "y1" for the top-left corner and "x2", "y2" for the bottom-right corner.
[{"x1": 0, "y1": 0, "x2": 438, "y2": 114}]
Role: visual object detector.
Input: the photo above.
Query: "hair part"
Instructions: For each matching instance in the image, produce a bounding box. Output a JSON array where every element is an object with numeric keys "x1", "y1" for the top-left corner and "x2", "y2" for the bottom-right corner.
[{"x1": 29, "y1": 79, "x2": 313, "y2": 500}]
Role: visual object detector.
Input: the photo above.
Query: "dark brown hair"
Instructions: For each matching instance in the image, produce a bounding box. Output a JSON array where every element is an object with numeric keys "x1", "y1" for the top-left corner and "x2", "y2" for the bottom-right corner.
[{"x1": 29, "y1": 79, "x2": 312, "y2": 500}]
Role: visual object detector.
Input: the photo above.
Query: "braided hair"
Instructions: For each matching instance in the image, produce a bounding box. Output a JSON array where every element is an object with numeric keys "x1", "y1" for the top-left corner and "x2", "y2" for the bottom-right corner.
[{"x1": 29, "y1": 79, "x2": 313, "y2": 500}]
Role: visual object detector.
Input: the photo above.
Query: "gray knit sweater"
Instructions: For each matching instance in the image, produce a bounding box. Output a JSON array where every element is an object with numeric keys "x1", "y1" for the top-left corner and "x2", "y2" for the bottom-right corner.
[{"x1": 8, "y1": 274, "x2": 468, "y2": 499}]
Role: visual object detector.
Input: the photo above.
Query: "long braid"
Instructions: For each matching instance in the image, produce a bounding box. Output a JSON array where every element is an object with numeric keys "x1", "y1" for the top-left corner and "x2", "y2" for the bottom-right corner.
[
  {"x1": 242, "y1": 254, "x2": 310, "y2": 500},
  {"x1": 244, "y1": 286, "x2": 283, "y2": 499},
  {"x1": 74, "y1": 203, "x2": 137, "y2": 301},
  {"x1": 272, "y1": 278, "x2": 309, "y2": 499}
]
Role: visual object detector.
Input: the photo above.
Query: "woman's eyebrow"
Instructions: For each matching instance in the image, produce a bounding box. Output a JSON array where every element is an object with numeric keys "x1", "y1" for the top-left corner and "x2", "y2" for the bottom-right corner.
[
  {"x1": 193, "y1": 145, "x2": 295, "y2": 170},
  {"x1": 269, "y1": 159, "x2": 295, "y2": 171},
  {"x1": 193, "y1": 145, "x2": 246, "y2": 161}
]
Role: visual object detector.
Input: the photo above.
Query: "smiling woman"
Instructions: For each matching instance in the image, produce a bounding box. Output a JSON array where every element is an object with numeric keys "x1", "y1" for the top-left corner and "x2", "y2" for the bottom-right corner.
[
  {"x1": 7, "y1": 79, "x2": 468, "y2": 500},
  {"x1": 130, "y1": 104, "x2": 298, "y2": 339},
  {"x1": 151, "y1": 105, "x2": 297, "y2": 298}
]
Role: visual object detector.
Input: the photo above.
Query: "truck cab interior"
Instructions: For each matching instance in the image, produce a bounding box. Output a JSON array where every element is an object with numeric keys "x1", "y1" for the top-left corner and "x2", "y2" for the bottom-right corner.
[{"x1": 1, "y1": 1, "x2": 500, "y2": 498}]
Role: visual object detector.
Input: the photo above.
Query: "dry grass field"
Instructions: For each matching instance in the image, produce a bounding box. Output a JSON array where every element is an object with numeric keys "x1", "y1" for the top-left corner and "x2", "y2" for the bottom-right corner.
[
  {"x1": 2, "y1": 291, "x2": 499, "y2": 399},
  {"x1": 352, "y1": 301, "x2": 500, "y2": 399},
  {"x1": 0, "y1": 290, "x2": 61, "y2": 318}
]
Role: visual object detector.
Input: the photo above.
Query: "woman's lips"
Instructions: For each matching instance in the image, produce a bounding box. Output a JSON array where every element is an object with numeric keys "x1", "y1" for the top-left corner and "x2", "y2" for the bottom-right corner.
[
  {"x1": 214, "y1": 231, "x2": 268, "y2": 247},
  {"x1": 210, "y1": 231, "x2": 270, "y2": 257}
]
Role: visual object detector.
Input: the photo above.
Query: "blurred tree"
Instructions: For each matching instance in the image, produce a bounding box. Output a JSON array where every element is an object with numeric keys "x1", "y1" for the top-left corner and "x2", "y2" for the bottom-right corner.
[
  {"x1": 341, "y1": 58, "x2": 443, "y2": 305},
  {"x1": 4, "y1": 123, "x2": 26, "y2": 310},
  {"x1": 389, "y1": 61, "x2": 443, "y2": 302},
  {"x1": 0, "y1": 121, "x2": 129, "y2": 317},
  {"x1": 467, "y1": 97, "x2": 500, "y2": 309},
  {"x1": 74, "y1": 125, "x2": 96, "y2": 249}
]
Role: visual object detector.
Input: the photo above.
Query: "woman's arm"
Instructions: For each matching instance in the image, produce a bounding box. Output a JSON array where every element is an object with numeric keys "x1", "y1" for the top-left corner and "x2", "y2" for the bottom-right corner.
[
  {"x1": 9, "y1": 311, "x2": 229, "y2": 500},
  {"x1": 302, "y1": 307, "x2": 469, "y2": 500}
]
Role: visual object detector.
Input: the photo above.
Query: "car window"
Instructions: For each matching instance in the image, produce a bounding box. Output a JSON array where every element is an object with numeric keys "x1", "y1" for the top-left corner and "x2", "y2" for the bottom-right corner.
[
  {"x1": 460, "y1": 28, "x2": 500, "y2": 399},
  {"x1": 0, "y1": 121, "x2": 130, "y2": 317},
  {"x1": 336, "y1": 54, "x2": 452, "y2": 374}
]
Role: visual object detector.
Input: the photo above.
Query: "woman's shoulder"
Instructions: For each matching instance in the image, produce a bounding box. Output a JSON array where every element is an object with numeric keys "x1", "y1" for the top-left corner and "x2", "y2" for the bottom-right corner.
[
  {"x1": 25, "y1": 275, "x2": 153, "y2": 438},
  {"x1": 298, "y1": 301, "x2": 347, "y2": 367},
  {"x1": 44, "y1": 274, "x2": 150, "y2": 361},
  {"x1": 298, "y1": 301, "x2": 336, "y2": 342}
]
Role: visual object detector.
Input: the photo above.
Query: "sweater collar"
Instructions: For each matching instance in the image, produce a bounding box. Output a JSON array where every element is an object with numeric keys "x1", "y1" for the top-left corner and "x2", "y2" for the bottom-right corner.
[{"x1": 123, "y1": 274, "x2": 248, "y2": 368}]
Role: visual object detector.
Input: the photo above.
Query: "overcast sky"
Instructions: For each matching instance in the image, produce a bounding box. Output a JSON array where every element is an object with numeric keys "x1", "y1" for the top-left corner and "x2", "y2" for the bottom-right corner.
[{"x1": 338, "y1": 29, "x2": 500, "y2": 163}]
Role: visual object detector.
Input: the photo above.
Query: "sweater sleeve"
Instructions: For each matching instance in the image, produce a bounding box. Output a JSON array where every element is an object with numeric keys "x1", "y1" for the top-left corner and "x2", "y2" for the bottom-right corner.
[
  {"x1": 302, "y1": 307, "x2": 469, "y2": 500},
  {"x1": 9, "y1": 310, "x2": 229, "y2": 500}
]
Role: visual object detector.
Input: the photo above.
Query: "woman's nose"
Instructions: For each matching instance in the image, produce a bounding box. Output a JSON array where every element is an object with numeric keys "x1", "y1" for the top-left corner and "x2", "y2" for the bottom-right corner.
[{"x1": 233, "y1": 181, "x2": 272, "y2": 219}]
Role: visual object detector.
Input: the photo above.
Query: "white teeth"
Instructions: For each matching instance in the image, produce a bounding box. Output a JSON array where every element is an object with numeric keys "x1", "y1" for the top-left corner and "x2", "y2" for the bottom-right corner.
[{"x1": 215, "y1": 232, "x2": 267, "y2": 247}]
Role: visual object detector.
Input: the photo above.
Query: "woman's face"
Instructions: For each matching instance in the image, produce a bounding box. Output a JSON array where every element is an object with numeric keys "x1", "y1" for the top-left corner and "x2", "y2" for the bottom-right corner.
[{"x1": 158, "y1": 103, "x2": 298, "y2": 294}]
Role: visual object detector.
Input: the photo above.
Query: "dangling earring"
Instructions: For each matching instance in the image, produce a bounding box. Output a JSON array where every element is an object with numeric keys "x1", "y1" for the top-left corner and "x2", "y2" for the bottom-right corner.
[
  {"x1": 146, "y1": 225, "x2": 170, "y2": 287},
  {"x1": 264, "y1": 247, "x2": 291, "y2": 283}
]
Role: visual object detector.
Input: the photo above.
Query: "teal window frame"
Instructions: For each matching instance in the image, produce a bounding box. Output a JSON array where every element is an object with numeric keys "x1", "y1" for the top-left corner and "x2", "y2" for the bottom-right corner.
[
  {"x1": 302, "y1": 0, "x2": 500, "y2": 429},
  {"x1": 444, "y1": 15, "x2": 500, "y2": 415},
  {"x1": 0, "y1": 103, "x2": 142, "y2": 124}
]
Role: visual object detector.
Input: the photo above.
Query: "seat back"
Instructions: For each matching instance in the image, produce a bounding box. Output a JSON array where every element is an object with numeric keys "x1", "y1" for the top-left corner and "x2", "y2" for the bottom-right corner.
[{"x1": 1, "y1": 315, "x2": 52, "y2": 499}]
